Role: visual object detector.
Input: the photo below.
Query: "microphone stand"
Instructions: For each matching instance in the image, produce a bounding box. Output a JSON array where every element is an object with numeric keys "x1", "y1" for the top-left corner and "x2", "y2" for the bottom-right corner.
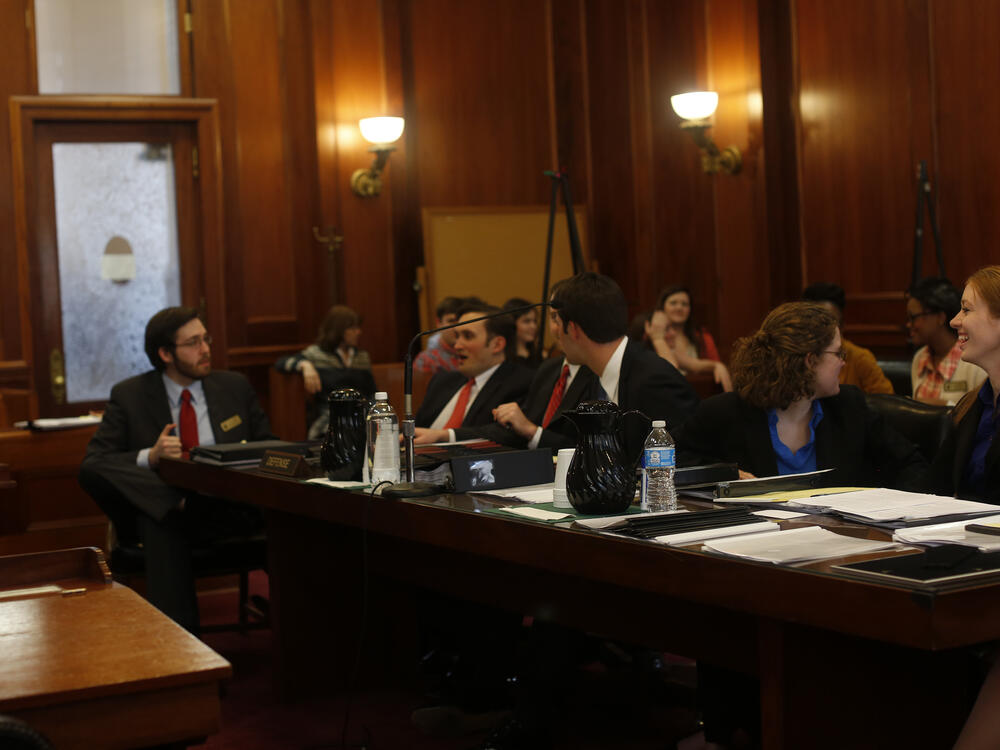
[{"x1": 395, "y1": 302, "x2": 550, "y2": 492}]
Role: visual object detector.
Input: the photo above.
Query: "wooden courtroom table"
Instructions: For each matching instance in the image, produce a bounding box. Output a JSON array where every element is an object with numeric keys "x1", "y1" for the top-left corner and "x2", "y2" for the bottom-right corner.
[
  {"x1": 159, "y1": 459, "x2": 995, "y2": 750},
  {"x1": 0, "y1": 547, "x2": 232, "y2": 749}
]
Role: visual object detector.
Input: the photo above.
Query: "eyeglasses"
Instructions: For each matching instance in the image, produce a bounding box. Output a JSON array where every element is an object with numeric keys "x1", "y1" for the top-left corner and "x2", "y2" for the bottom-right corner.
[
  {"x1": 174, "y1": 334, "x2": 212, "y2": 349},
  {"x1": 822, "y1": 349, "x2": 847, "y2": 361},
  {"x1": 906, "y1": 312, "x2": 935, "y2": 325}
]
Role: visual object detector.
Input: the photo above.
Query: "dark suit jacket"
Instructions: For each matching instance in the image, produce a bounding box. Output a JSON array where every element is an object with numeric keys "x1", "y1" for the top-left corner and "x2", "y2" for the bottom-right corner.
[
  {"x1": 675, "y1": 385, "x2": 926, "y2": 489},
  {"x1": 454, "y1": 358, "x2": 602, "y2": 450},
  {"x1": 923, "y1": 391, "x2": 1000, "y2": 502},
  {"x1": 81, "y1": 369, "x2": 273, "y2": 521},
  {"x1": 415, "y1": 360, "x2": 532, "y2": 429},
  {"x1": 615, "y1": 341, "x2": 700, "y2": 462}
]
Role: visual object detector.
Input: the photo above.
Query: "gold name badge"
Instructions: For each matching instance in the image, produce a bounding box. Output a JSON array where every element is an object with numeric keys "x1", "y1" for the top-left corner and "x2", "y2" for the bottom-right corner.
[
  {"x1": 220, "y1": 414, "x2": 242, "y2": 432},
  {"x1": 944, "y1": 381, "x2": 968, "y2": 392}
]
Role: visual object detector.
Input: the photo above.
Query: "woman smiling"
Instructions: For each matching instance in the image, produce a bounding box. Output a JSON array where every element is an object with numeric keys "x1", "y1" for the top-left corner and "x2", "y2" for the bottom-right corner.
[{"x1": 924, "y1": 266, "x2": 1000, "y2": 503}]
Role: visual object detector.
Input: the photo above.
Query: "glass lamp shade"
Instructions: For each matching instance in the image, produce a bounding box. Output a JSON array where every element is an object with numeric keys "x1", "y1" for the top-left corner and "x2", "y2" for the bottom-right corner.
[
  {"x1": 358, "y1": 116, "x2": 405, "y2": 145},
  {"x1": 670, "y1": 91, "x2": 719, "y2": 121}
]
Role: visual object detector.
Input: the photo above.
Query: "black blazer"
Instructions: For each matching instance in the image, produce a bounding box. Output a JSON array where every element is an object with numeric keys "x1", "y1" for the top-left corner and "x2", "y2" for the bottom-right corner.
[
  {"x1": 675, "y1": 385, "x2": 926, "y2": 489},
  {"x1": 415, "y1": 360, "x2": 532, "y2": 429},
  {"x1": 923, "y1": 391, "x2": 1000, "y2": 502},
  {"x1": 81, "y1": 370, "x2": 273, "y2": 521},
  {"x1": 454, "y1": 357, "x2": 602, "y2": 450},
  {"x1": 614, "y1": 341, "x2": 700, "y2": 462}
]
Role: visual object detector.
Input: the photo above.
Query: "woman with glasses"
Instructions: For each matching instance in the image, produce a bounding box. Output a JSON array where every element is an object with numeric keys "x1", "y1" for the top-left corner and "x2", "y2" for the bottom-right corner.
[
  {"x1": 676, "y1": 302, "x2": 925, "y2": 486},
  {"x1": 907, "y1": 276, "x2": 986, "y2": 405}
]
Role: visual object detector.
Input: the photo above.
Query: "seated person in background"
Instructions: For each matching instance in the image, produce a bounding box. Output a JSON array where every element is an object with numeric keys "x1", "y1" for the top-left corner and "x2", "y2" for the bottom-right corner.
[
  {"x1": 802, "y1": 281, "x2": 894, "y2": 394},
  {"x1": 502, "y1": 297, "x2": 544, "y2": 368},
  {"x1": 923, "y1": 266, "x2": 1000, "y2": 504},
  {"x1": 275, "y1": 304, "x2": 373, "y2": 438},
  {"x1": 454, "y1": 280, "x2": 603, "y2": 450},
  {"x1": 545, "y1": 272, "x2": 699, "y2": 458},
  {"x1": 676, "y1": 301, "x2": 926, "y2": 487},
  {"x1": 414, "y1": 303, "x2": 532, "y2": 443},
  {"x1": 650, "y1": 285, "x2": 732, "y2": 392},
  {"x1": 413, "y1": 296, "x2": 467, "y2": 375},
  {"x1": 79, "y1": 307, "x2": 273, "y2": 632},
  {"x1": 907, "y1": 276, "x2": 986, "y2": 405}
]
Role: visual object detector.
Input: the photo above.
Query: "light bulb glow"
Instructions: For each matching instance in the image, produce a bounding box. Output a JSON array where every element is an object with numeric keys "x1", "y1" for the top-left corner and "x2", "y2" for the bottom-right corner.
[
  {"x1": 670, "y1": 91, "x2": 718, "y2": 120},
  {"x1": 358, "y1": 116, "x2": 405, "y2": 144}
]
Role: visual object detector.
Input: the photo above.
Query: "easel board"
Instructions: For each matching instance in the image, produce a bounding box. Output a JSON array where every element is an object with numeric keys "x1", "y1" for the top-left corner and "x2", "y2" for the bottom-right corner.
[{"x1": 419, "y1": 205, "x2": 588, "y2": 336}]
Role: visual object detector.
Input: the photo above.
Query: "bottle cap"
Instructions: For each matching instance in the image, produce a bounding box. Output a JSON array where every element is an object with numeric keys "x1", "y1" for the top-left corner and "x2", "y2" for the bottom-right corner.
[
  {"x1": 651, "y1": 420, "x2": 666, "y2": 428},
  {"x1": 374, "y1": 391, "x2": 388, "y2": 400}
]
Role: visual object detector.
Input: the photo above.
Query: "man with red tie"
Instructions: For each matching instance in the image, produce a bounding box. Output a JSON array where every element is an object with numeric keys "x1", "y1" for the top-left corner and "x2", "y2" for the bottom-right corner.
[
  {"x1": 445, "y1": 281, "x2": 602, "y2": 450},
  {"x1": 413, "y1": 303, "x2": 532, "y2": 443},
  {"x1": 79, "y1": 306, "x2": 272, "y2": 631}
]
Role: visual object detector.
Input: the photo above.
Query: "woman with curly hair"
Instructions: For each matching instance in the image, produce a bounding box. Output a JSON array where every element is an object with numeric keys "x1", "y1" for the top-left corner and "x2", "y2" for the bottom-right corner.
[{"x1": 675, "y1": 301, "x2": 925, "y2": 486}]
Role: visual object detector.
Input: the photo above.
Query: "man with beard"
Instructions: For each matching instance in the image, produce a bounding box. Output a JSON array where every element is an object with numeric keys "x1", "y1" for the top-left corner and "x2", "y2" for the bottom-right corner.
[{"x1": 79, "y1": 306, "x2": 272, "y2": 632}]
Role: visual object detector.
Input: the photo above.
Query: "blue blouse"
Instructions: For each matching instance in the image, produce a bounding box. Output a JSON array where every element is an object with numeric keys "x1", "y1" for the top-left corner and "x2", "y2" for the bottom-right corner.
[{"x1": 767, "y1": 401, "x2": 824, "y2": 475}]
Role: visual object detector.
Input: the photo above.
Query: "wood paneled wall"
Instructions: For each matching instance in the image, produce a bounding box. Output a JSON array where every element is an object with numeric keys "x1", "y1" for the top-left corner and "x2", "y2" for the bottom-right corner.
[{"x1": 7, "y1": 0, "x2": 1000, "y2": 416}]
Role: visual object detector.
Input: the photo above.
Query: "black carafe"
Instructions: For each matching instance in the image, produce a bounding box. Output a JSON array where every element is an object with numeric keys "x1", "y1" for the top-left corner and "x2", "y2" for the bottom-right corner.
[{"x1": 320, "y1": 388, "x2": 369, "y2": 481}]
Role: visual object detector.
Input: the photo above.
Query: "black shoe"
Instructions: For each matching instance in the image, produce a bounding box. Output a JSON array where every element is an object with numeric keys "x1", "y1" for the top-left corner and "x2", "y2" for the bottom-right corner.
[{"x1": 470, "y1": 717, "x2": 550, "y2": 750}]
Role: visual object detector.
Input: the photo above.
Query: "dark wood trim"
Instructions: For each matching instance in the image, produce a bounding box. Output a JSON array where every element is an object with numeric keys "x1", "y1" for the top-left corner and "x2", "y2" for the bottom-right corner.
[{"x1": 7, "y1": 96, "x2": 227, "y2": 414}]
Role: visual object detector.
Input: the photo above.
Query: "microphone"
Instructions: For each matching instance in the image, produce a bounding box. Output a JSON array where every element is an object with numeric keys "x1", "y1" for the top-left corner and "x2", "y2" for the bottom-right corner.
[{"x1": 397, "y1": 301, "x2": 551, "y2": 489}]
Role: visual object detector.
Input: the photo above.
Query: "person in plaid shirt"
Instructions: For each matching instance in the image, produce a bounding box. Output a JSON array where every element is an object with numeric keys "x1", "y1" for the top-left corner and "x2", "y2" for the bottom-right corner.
[
  {"x1": 907, "y1": 277, "x2": 986, "y2": 405},
  {"x1": 414, "y1": 296, "x2": 481, "y2": 375}
]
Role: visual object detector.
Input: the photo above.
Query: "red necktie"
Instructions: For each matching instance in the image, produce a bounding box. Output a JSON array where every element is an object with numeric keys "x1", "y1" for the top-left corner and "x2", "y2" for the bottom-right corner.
[
  {"x1": 444, "y1": 379, "x2": 475, "y2": 429},
  {"x1": 541, "y1": 365, "x2": 570, "y2": 428},
  {"x1": 179, "y1": 388, "x2": 199, "y2": 458}
]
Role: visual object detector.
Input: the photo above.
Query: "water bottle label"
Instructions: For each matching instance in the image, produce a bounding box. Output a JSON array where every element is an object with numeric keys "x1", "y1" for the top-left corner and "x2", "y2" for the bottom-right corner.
[{"x1": 642, "y1": 446, "x2": 675, "y2": 468}]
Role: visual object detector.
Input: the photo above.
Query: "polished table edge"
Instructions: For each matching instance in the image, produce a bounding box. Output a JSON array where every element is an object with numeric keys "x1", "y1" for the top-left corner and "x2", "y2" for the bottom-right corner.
[
  {"x1": 0, "y1": 583, "x2": 232, "y2": 711},
  {"x1": 159, "y1": 457, "x2": 1000, "y2": 652}
]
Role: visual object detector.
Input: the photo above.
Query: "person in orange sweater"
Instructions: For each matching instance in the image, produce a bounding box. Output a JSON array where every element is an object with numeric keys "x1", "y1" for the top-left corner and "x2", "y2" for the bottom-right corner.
[{"x1": 802, "y1": 282, "x2": 894, "y2": 394}]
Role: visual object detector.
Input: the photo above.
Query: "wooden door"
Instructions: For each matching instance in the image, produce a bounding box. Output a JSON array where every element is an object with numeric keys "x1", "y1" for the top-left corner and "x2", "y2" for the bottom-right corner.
[{"x1": 10, "y1": 97, "x2": 227, "y2": 418}]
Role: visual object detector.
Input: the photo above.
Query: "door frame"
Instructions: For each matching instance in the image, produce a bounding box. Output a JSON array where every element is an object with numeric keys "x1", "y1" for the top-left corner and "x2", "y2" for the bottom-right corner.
[{"x1": 8, "y1": 96, "x2": 227, "y2": 415}]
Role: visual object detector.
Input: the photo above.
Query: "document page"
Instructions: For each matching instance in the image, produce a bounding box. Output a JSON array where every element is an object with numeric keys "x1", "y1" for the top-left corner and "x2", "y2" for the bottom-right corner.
[
  {"x1": 894, "y1": 514, "x2": 1000, "y2": 551},
  {"x1": 791, "y1": 488, "x2": 1000, "y2": 523},
  {"x1": 702, "y1": 526, "x2": 898, "y2": 564}
]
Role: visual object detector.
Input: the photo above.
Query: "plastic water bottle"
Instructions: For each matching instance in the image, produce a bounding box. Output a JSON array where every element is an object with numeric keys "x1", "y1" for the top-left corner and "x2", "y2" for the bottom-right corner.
[
  {"x1": 640, "y1": 420, "x2": 677, "y2": 512},
  {"x1": 366, "y1": 392, "x2": 400, "y2": 484}
]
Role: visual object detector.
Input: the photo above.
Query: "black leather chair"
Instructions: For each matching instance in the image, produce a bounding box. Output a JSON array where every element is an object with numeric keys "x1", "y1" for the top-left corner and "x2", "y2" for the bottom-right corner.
[
  {"x1": 0, "y1": 715, "x2": 54, "y2": 750},
  {"x1": 79, "y1": 467, "x2": 268, "y2": 634},
  {"x1": 864, "y1": 392, "x2": 951, "y2": 463},
  {"x1": 876, "y1": 359, "x2": 913, "y2": 396}
]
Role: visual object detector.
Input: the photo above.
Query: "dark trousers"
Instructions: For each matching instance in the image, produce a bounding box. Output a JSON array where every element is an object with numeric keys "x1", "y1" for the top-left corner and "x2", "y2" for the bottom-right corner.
[{"x1": 79, "y1": 464, "x2": 262, "y2": 633}]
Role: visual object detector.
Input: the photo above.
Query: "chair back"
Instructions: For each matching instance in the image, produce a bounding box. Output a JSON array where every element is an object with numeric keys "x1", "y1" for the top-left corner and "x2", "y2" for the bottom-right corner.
[
  {"x1": 875, "y1": 359, "x2": 912, "y2": 396},
  {"x1": 864, "y1": 393, "x2": 950, "y2": 463}
]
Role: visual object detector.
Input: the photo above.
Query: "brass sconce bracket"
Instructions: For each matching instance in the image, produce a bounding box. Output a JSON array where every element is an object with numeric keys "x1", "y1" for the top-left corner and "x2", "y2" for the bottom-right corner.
[
  {"x1": 350, "y1": 146, "x2": 396, "y2": 197},
  {"x1": 681, "y1": 121, "x2": 742, "y2": 175}
]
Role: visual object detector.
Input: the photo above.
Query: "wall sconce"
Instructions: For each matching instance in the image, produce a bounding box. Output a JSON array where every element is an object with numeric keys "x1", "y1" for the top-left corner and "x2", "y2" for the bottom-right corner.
[
  {"x1": 350, "y1": 116, "x2": 405, "y2": 197},
  {"x1": 670, "y1": 91, "x2": 741, "y2": 175}
]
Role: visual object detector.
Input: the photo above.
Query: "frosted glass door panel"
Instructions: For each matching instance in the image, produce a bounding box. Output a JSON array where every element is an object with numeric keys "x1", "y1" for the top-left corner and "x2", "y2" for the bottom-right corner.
[
  {"x1": 35, "y1": 0, "x2": 180, "y2": 94},
  {"x1": 53, "y1": 142, "x2": 181, "y2": 403}
]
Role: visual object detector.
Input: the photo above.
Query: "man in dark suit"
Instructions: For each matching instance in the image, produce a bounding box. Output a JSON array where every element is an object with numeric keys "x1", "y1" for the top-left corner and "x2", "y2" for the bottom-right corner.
[
  {"x1": 452, "y1": 282, "x2": 602, "y2": 450},
  {"x1": 414, "y1": 304, "x2": 532, "y2": 443},
  {"x1": 79, "y1": 306, "x2": 273, "y2": 631},
  {"x1": 549, "y1": 272, "x2": 699, "y2": 460}
]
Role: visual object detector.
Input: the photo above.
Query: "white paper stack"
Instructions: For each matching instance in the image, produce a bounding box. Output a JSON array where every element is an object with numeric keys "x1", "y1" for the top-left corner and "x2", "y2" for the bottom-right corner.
[
  {"x1": 790, "y1": 488, "x2": 1000, "y2": 526},
  {"x1": 701, "y1": 526, "x2": 899, "y2": 564},
  {"x1": 893, "y1": 514, "x2": 1000, "y2": 551}
]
